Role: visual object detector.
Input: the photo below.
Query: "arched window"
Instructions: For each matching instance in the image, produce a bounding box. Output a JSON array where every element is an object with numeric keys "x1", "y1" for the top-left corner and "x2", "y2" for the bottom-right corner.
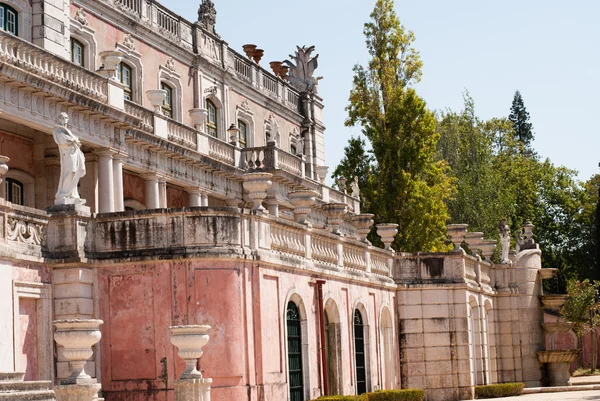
[
  {"x1": 0, "y1": 4, "x2": 18, "y2": 35},
  {"x1": 6, "y1": 177, "x2": 23, "y2": 205},
  {"x1": 238, "y1": 120, "x2": 247, "y2": 148},
  {"x1": 354, "y1": 309, "x2": 367, "y2": 395},
  {"x1": 71, "y1": 38, "x2": 84, "y2": 67},
  {"x1": 206, "y1": 99, "x2": 217, "y2": 137},
  {"x1": 117, "y1": 62, "x2": 133, "y2": 101},
  {"x1": 287, "y1": 301, "x2": 304, "y2": 401},
  {"x1": 161, "y1": 82, "x2": 173, "y2": 119}
]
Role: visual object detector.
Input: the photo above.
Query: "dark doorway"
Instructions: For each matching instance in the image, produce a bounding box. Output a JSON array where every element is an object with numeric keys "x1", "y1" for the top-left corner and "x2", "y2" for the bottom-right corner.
[
  {"x1": 287, "y1": 301, "x2": 304, "y2": 401},
  {"x1": 354, "y1": 309, "x2": 367, "y2": 395}
]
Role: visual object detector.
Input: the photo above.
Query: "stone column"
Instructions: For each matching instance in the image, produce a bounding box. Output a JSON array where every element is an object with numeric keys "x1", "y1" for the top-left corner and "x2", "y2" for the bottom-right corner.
[
  {"x1": 112, "y1": 154, "x2": 126, "y2": 212},
  {"x1": 159, "y1": 179, "x2": 168, "y2": 208},
  {"x1": 95, "y1": 150, "x2": 114, "y2": 213},
  {"x1": 145, "y1": 175, "x2": 160, "y2": 209},
  {"x1": 200, "y1": 192, "x2": 209, "y2": 207},
  {"x1": 188, "y1": 189, "x2": 201, "y2": 207}
]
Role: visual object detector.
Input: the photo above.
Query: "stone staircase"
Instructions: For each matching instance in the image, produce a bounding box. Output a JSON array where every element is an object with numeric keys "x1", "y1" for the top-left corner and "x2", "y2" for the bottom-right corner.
[{"x1": 0, "y1": 373, "x2": 55, "y2": 401}]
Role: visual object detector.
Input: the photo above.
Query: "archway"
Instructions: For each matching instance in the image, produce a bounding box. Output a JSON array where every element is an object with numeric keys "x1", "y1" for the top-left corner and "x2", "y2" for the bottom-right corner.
[
  {"x1": 354, "y1": 308, "x2": 367, "y2": 395},
  {"x1": 324, "y1": 298, "x2": 342, "y2": 395},
  {"x1": 380, "y1": 306, "x2": 395, "y2": 389},
  {"x1": 287, "y1": 301, "x2": 304, "y2": 401}
]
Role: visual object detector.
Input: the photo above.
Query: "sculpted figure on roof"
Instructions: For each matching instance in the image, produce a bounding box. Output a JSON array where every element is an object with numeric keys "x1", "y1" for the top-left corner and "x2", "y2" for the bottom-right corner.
[{"x1": 198, "y1": 0, "x2": 217, "y2": 35}]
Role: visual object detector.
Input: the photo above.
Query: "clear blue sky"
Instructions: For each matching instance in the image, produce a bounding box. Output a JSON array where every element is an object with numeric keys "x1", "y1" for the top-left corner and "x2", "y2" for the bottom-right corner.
[{"x1": 170, "y1": 0, "x2": 599, "y2": 182}]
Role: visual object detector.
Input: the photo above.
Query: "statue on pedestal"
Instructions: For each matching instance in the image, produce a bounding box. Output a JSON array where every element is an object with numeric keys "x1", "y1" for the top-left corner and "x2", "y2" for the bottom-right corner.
[
  {"x1": 351, "y1": 176, "x2": 360, "y2": 199},
  {"x1": 53, "y1": 113, "x2": 86, "y2": 205},
  {"x1": 499, "y1": 219, "x2": 511, "y2": 264}
]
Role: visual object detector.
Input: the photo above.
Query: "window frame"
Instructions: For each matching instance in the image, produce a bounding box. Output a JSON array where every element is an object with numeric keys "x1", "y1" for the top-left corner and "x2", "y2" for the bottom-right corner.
[
  {"x1": 6, "y1": 177, "x2": 23, "y2": 206},
  {"x1": 206, "y1": 99, "x2": 218, "y2": 137},
  {"x1": 0, "y1": 3, "x2": 18, "y2": 35},
  {"x1": 237, "y1": 119, "x2": 247, "y2": 148},
  {"x1": 117, "y1": 62, "x2": 133, "y2": 101},
  {"x1": 161, "y1": 82, "x2": 173, "y2": 119},
  {"x1": 71, "y1": 37, "x2": 85, "y2": 67}
]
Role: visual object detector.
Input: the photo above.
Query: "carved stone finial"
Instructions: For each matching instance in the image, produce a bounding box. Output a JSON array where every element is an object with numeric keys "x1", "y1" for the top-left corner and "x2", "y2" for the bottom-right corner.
[
  {"x1": 74, "y1": 8, "x2": 88, "y2": 26},
  {"x1": 198, "y1": 0, "x2": 217, "y2": 35},
  {"x1": 284, "y1": 45, "x2": 322, "y2": 93},
  {"x1": 123, "y1": 33, "x2": 135, "y2": 51},
  {"x1": 165, "y1": 57, "x2": 175, "y2": 72}
]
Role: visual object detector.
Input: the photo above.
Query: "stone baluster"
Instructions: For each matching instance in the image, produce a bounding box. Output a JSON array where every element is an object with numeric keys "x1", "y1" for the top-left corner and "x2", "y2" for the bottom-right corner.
[
  {"x1": 376, "y1": 223, "x2": 398, "y2": 251},
  {"x1": 170, "y1": 325, "x2": 213, "y2": 401}
]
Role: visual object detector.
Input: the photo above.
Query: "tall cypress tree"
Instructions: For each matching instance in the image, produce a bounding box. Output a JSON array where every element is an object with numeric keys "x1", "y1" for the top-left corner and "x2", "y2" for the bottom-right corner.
[{"x1": 508, "y1": 90, "x2": 534, "y2": 151}]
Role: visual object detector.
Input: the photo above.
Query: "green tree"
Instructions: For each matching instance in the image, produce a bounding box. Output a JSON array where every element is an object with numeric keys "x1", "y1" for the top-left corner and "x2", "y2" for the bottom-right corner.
[
  {"x1": 331, "y1": 136, "x2": 375, "y2": 212},
  {"x1": 508, "y1": 90, "x2": 534, "y2": 152},
  {"x1": 344, "y1": 0, "x2": 455, "y2": 252}
]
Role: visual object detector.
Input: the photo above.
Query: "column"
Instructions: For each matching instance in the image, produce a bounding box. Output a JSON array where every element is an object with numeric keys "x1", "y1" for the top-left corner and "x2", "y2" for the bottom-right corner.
[
  {"x1": 159, "y1": 179, "x2": 168, "y2": 208},
  {"x1": 112, "y1": 154, "x2": 126, "y2": 212},
  {"x1": 200, "y1": 192, "x2": 209, "y2": 207},
  {"x1": 188, "y1": 189, "x2": 201, "y2": 207},
  {"x1": 145, "y1": 175, "x2": 160, "y2": 209},
  {"x1": 96, "y1": 150, "x2": 114, "y2": 213}
]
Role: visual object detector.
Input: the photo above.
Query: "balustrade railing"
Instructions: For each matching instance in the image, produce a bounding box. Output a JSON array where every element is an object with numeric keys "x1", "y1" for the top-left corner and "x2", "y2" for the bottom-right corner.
[
  {"x1": 124, "y1": 100, "x2": 154, "y2": 132},
  {"x1": 0, "y1": 31, "x2": 108, "y2": 102},
  {"x1": 206, "y1": 134, "x2": 235, "y2": 165},
  {"x1": 167, "y1": 120, "x2": 197, "y2": 150},
  {"x1": 343, "y1": 244, "x2": 366, "y2": 272},
  {"x1": 231, "y1": 51, "x2": 253, "y2": 82},
  {"x1": 311, "y1": 235, "x2": 338, "y2": 266},
  {"x1": 157, "y1": 7, "x2": 179, "y2": 36},
  {"x1": 242, "y1": 145, "x2": 303, "y2": 177},
  {"x1": 271, "y1": 223, "x2": 305, "y2": 256},
  {"x1": 262, "y1": 74, "x2": 278, "y2": 96},
  {"x1": 371, "y1": 251, "x2": 390, "y2": 276},
  {"x1": 114, "y1": 0, "x2": 142, "y2": 15}
]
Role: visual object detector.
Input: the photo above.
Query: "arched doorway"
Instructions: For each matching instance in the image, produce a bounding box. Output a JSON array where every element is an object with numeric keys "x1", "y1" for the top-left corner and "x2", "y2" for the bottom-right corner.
[
  {"x1": 287, "y1": 301, "x2": 304, "y2": 401},
  {"x1": 354, "y1": 309, "x2": 367, "y2": 395},
  {"x1": 324, "y1": 299, "x2": 342, "y2": 395},
  {"x1": 380, "y1": 307, "x2": 395, "y2": 389}
]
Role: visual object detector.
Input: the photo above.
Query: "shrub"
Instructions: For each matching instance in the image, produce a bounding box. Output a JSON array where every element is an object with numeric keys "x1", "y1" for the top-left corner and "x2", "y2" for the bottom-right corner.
[
  {"x1": 365, "y1": 390, "x2": 425, "y2": 401},
  {"x1": 474, "y1": 383, "x2": 524, "y2": 399},
  {"x1": 314, "y1": 397, "x2": 360, "y2": 401}
]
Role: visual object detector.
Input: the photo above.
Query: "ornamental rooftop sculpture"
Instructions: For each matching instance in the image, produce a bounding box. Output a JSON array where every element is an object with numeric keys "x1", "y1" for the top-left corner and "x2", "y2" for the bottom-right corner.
[
  {"x1": 198, "y1": 0, "x2": 217, "y2": 36},
  {"x1": 284, "y1": 45, "x2": 323, "y2": 94}
]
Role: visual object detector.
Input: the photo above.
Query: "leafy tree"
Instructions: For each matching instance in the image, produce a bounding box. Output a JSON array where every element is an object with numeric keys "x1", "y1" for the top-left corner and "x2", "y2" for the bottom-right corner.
[
  {"x1": 508, "y1": 90, "x2": 534, "y2": 153},
  {"x1": 344, "y1": 0, "x2": 455, "y2": 252},
  {"x1": 561, "y1": 279, "x2": 600, "y2": 370}
]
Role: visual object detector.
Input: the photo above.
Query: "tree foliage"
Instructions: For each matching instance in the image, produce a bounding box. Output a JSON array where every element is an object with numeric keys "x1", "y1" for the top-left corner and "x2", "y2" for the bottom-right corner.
[
  {"x1": 343, "y1": 0, "x2": 454, "y2": 252},
  {"x1": 509, "y1": 90, "x2": 534, "y2": 152}
]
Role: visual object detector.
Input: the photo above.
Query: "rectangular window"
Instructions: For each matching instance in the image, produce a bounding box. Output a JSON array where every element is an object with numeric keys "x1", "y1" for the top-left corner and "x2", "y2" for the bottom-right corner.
[
  {"x1": 119, "y1": 63, "x2": 133, "y2": 101},
  {"x1": 161, "y1": 82, "x2": 173, "y2": 119},
  {"x1": 0, "y1": 7, "x2": 5, "y2": 32},
  {"x1": 238, "y1": 120, "x2": 247, "y2": 148},
  {"x1": 6, "y1": 178, "x2": 23, "y2": 206},
  {"x1": 6, "y1": 9, "x2": 16, "y2": 35}
]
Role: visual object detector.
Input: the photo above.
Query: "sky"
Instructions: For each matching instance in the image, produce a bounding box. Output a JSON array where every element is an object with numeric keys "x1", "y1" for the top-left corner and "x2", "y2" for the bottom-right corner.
[{"x1": 169, "y1": 0, "x2": 599, "y2": 182}]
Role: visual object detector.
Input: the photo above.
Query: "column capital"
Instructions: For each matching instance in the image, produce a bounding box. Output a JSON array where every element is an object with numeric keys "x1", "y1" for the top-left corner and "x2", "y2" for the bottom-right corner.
[
  {"x1": 93, "y1": 147, "x2": 119, "y2": 157},
  {"x1": 112, "y1": 152, "x2": 129, "y2": 161}
]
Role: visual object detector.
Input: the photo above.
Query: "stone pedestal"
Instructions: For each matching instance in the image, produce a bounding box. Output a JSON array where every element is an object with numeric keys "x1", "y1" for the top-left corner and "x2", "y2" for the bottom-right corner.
[
  {"x1": 174, "y1": 378, "x2": 212, "y2": 401},
  {"x1": 55, "y1": 384, "x2": 101, "y2": 401},
  {"x1": 537, "y1": 350, "x2": 581, "y2": 386},
  {"x1": 45, "y1": 204, "x2": 91, "y2": 262}
]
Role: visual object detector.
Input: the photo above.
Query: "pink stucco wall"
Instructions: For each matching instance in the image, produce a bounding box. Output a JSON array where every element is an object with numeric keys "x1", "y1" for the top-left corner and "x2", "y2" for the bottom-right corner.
[
  {"x1": 123, "y1": 172, "x2": 146, "y2": 207},
  {"x1": 18, "y1": 297, "x2": 37, "y2": 381},
  {"x1": 0, "y1": 131, "x2": 34, "y2": 176},
  {"x1": 97, "y1": 260, "x2": 398, "y2": 401}
]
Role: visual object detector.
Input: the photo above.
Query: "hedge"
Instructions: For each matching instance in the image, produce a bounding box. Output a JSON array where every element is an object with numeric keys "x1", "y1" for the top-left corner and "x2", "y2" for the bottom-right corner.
[
  {"x1": 474, "y1": 383, "x2": 524, "y2": 399},
  {"x1": 314, "y1": 390, "x2": 424, "y2": 401}
]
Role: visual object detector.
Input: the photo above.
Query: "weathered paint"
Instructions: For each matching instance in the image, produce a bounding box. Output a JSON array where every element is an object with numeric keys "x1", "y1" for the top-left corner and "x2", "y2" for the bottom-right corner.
[{"x1": 18, "y1": 297, "x2": 37, "y2": 381}]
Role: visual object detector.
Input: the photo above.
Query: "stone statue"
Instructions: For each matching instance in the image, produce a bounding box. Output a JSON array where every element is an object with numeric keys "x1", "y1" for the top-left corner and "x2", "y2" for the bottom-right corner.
[
  {"x1": 296, "y1": 135, "x2": 304, "y2": 156},
  {"x1": 198, "y1": 0, "x2": 217, "y2": 35},
  {"x1": 498, "y1": 219, "x2": 510, "y2": 264},
  {"x1": 53, "y1": 113, "x2": 86, "y2": 205},
  {"x1": 351, "y1": 176, "x2": 360, "y2": 199},
  {"x1": 284, "y1": 45, "x2": 323, "y2": 93}
]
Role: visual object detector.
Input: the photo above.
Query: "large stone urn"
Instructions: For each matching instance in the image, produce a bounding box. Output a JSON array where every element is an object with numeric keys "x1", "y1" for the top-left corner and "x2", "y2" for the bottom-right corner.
[
  {"x1": 447, "y1": 224, "x2": 468, "y2": 252},
  {"x1": 465, "y1": 232, "x2": 484, "y2": 256},
  {"x1": 53, "y1": 319, "x2": 103, "y2": 384},
  {"x1": 351, "y1": 214, "x2": 374, "y2": 243},
  {"x1": 315, "y1": 166, "x2": 329, "y2": 184},
  {"x1": 479, "y1": 239, "x2": 497, "y2": 262},
  {"x1": 189, "y1": 108, "x2": 208, "y2": 129},
  {"x1": 242, "y1": 172, "x2": 273, "y2": 212},
  {"x1": 98, "y1": 50, "x2": 123, "y2": 80},
  {"x1": 146, "y1": 89, "x2": 168, "y2": 114},
  {"x1": 0, "y1": 155, "x2": 9, "y2": 187},
  {"x1": 537, "y1": 318, "x2": 581, "y2": 386},
  {"x1": 376, "y1": 223, "x2": 398, "y2": 251},
  {"x1": 288, "y1": 190, "x2": 317, "y2": 225},
  {"x1": 322, "y1": 203, "x2": 347, "y2": 235},
  {"x1": 170, "y1": 325, "x2": 211, "y2": 380}
]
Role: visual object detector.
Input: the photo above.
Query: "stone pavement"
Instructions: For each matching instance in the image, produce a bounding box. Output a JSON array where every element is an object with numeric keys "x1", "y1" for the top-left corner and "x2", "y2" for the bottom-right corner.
[{"x1": 467, "y1": 389, "x2": 600, "y2": 400}]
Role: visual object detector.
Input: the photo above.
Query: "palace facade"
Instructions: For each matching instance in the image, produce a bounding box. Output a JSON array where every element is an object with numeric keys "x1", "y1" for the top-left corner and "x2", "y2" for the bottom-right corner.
[{"x1": 0, "y1": 1, "x2": 552, "y2": 401}]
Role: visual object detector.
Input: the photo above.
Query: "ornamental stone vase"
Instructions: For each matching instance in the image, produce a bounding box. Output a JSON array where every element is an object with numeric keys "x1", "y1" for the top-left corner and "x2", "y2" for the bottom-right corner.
[
  {"x1": 279, "y1": 65, "x2": 289, "y2": 79},
  {"x1": 189, "y1": 108, "x2": 208, "y2": 129},
  {"x1": 447, "y1": 224, "x2": 468, "y2": 252},
  {"x1": 99, "y1": 50, "x2": 123, "y2": 80},
  {"x1": 315, "y1": 166, "x2": 329, "y2": 184},
  {"x1": 252, "y1": 49, "x2": 264, "y2": 64},
  {"x1": 269, "y1": 61, "x2": 283, "y2": 76},
  {"x1": 322, "y1": 203, "x2": 347, "y2": 235},
  {"x1": 0, "y1": 155, "x2": 9, "y2": 186},
  {"x1": 53, "y1": 319, "x2": 103, "y2": 384},
  {"x1": 242, "y1": 172, "x2": 273, "y2": 212},
  {"x1": 351, "y1": 214, "x2": 374, "y2": 243},
  {"x1": 288, "y1": 190, "x2": 317, "y2": 225},
  {"x1": 540, "y1": 295, "x2": 568, "y2": 312},
  {"x1": 242, "y1": 44, "x2": 257, "y2": 59},
  {"x1": 465, "y1": 232, "x2": 484, "y2": 256},
  {"x1": 170, "y1": 325, "x2": 211, "y2": 380},
  {"x1": 376, "y1": 223, "x2": 398, "y2": 251},
  {"x1": 147, "y1": 89, "x2": 168, "y2": 114},
  {"x1": 537, "y1": 349, "x2": 581, "y2": 386},
  {"x1": 479, "y1": 239, "x2": 497, "y2": 261}
]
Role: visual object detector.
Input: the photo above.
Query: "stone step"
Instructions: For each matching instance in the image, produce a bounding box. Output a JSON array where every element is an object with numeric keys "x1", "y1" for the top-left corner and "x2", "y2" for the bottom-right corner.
[
  {"x1": 0, "y1": 382, "x2": 53, "y2": 393},
  {"x1": 0, "y1": 390, "x2": 55, "y2": 401},
  {"x1": 0, "y1": 374, "x2": 24, "y2": 383}
]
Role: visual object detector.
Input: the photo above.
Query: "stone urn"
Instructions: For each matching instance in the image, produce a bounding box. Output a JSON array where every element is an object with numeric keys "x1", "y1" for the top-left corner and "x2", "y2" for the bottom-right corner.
[
  {"x1": 465, "y1": 232, "x2": 484, "y2": 256},
  {"x1": 53, "y1": 319, "x2": 103, "y2": 384},
  {"x1": 242, "y1": 44, "x2": 257, "y2": 59},
  {"x1": 269, "y1": 61, "x2": 283, "y2": 76},
  {"x1": 98, "y1": 50, "x2": 123, "y2": 80},
  {"x1": 252, "y1": 49, "x2": 264, "y2": 64},
  {"x1": 315, "y1": 166, "x2": 329, "y2": 184},
  {"x1": 537, "y1": 350, "x2": 582, "y2": 386},
  {"x1": 242, "y1": 172, "x2": 273, "y2": 212},
  {"x1": 0, "y1": 155, "x2": 9, "y2": 186},
  {"x1": 376, "y1": 223, "x2": 398, "y2": 251},
  {"x1": 322, "y1": 203, "x2": 347, "y2": 235},
  {"x1": 447, "y1": 224, "x2": 468, "y2": 252},
  {"x1": 189, "y1": 108, "x2": 208, "y2": 129},
  {"x1": 288, "y1": 190, "x2": 317, "y2": 225},
  {"x1": 351, "y1": 214, "x2": 374, "y2": 243},
  {"x1": 539, "y1": 268, "x2": 558, "y2": 280},
  {"x1": 279, "y1": 65, "x2": 289, "y2": 79},
  {"x1": 540, "y1": 295, "x2": 568, "y2": 312},
  {"x1": 146, "y1": 89, "x2": 167, "y2": 114},
  {"x1": 479, "y1": 240, "x2": 497, "y2": 262},
  {"x1": 170, "y1": 325, "x2": 211, "y2": 380}
]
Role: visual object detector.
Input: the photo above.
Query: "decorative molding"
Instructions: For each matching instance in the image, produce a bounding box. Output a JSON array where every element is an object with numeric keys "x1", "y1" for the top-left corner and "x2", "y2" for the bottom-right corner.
[
  {"x1": 74, "y1": 8, "x2": 89, "y2": 25},
  {"x1": 122, "y1": 33, "x2": 135, "y2": 51},
  {"x1": 7, "y1": 217, "x2": 46, "y2": 246},
  {"x1": 165, "y1": 57, "x2": 176, "y2": 72},
  {"x1": 240, "y1": 99, "x2": 250, "y2": 112},
  {"x1": 204, "y1": 86, "x2": 218, "y2": 96}
]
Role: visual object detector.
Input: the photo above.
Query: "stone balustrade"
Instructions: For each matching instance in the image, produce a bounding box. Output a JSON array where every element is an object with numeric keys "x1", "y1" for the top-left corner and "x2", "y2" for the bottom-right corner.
[
  {"x1": 0, "y1": 31, "x2": 108, "y2": 102},
  {"x1": 167, "y1": 119, "x2": 198, "y2": 150},
  {"x1": 242, "y1": 143, "x2": 304, "y2": 177},
  {"x1": 124, "y1": 100, "x2": 154, "y2": 132}
]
